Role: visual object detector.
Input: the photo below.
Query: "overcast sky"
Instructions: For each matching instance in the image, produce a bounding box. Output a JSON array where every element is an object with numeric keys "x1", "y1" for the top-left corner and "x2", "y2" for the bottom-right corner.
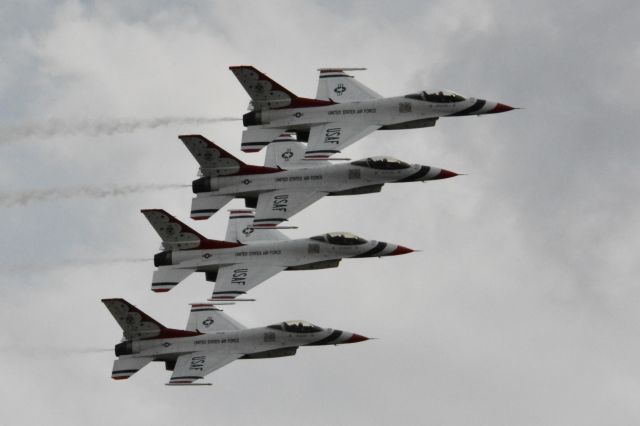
[{"x1": 1, "y1": 1, "x2": 639, "y2": 425}]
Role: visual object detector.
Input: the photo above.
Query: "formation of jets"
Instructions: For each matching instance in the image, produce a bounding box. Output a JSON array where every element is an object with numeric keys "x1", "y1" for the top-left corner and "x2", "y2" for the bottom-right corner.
[{"x1": 104, "y1": 66, "x2": 515, "y2": 385}]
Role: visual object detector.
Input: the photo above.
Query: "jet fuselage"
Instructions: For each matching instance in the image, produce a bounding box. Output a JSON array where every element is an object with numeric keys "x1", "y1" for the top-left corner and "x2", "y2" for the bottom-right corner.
[
  {"x1": 156, "y1": 236, "x2": 408, "y2": 272},
  {"x1": 245, "y1": 95, "x2": 507, "y2": 131},
  {"x1": 116, "y1": 325, "x2": 363, "y2": 361},
  {"x1": 193, "y1": 160, "x2": 451, "y2": 199}
]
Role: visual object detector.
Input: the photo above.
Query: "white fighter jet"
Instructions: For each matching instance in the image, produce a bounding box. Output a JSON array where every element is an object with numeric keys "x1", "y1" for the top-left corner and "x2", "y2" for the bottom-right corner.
[
  {"x1": 230, "y1": 65, "x2": 515, "y2": 158},
  {"x1": 142, "y1": 209, "x2": 413, "y2": 298},
  {"x1": 103, "y1": 299, "x2": 369, "y2": 385},
  {"x1": 182, "y1": 134, "x2": 457, "y2": 225}
]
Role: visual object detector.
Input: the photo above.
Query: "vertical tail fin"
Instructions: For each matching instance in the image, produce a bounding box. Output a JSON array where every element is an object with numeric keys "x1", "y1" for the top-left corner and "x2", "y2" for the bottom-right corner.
[
  {"x1": 141, "y1": 209, "x2": 242, "y2": 250},
  {"x1": 179, "y1": 135, "x2": 246, "y2": 176},
  {"x1": 316, "y1": 68, "x2": 382, "y2": 102},
  {"x1": 264, "y1": 137, "x2": 327, "y2": 169},
  {"x1": 225, "y1": 209, "x2": 289, "y2": 243},
  {"x1": 102, "y1": 298, "x2": 168, "y2": 340},
  {"x1": 186, "y1": 303, "x2": 246, "y2": 332},
  {"x1": 230, "y1": 65, "x2": 300, "y2": 110},
  {"x1": 229, "y1": 65, "x2": 334, "y2": 111}
]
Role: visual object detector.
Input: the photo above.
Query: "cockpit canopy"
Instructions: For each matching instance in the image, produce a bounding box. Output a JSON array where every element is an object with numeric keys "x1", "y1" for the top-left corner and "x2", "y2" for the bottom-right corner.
[
  {"x1": 310, "y1": 232, "x2": 368, "y2": 246},
  {"x1": 405, "y1": 90, "x2": 466, "y2": 103},
  {"x1": 268, "y1": 320, "x2": 323, "y2": 334},
  {"x1": 352, "y1": 156, "x2": 411, "y2": 170}
]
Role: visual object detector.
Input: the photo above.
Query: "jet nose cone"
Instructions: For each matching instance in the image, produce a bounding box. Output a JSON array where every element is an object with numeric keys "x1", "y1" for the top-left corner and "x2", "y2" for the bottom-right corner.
[
  {"x1": 434, "y1": 168, "x2": 458, "y2": 180},
  {"x1": 344, "y1": 333, "x2": 369, "y2": 344},
  {"x1": 489, "y1": 102, "x2": 515, "y2": 114},
  {"x1": 388, "y1": 245, "x2": 414, "y2": 256}
]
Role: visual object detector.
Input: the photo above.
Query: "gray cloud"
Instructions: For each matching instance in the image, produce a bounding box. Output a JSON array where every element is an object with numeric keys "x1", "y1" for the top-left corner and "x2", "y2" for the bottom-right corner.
[
  {"x1": 4, "y1": 257, "x2": 151, "y2": 274},
  {"x1": 1, "y1": 1, "x2": 638, "y2": 426}
]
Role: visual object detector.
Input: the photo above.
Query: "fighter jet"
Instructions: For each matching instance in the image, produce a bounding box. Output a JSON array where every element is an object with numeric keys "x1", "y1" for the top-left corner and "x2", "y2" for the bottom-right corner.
[
  {"x1": 230, "y1": 65, "x2": 515, "y2": 158},
  {"x1": 181, "y1": 134, "x2": 457, "y2": 224},
  {"x1": 103, "y1": 299, "x2": 369, "y2": 385},
  {"x1": 142, "y1": 209, "x2": 413, "y2": 298}
]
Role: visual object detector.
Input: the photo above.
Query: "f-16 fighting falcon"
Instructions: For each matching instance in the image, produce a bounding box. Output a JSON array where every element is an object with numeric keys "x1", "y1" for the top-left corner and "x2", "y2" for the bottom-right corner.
[
  {"x1": 103, "y1": 299, "x2": 369, "y2": 385},
  {"x1": 230, "y1": 65, "x2": 516, "y2": 158},
  {"x1": 181, "y1": 134, "x2": 458, "y2": 224},
  {"x1": 142, "y1": 209, "x2": 414, "y2": 298}
]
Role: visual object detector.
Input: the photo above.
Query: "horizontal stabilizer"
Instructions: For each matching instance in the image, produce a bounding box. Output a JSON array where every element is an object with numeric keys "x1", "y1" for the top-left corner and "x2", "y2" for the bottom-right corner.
[
  {"x1": 190, "y1": 195, "x2": 234, "y2": 221},
  {"x1": 241, "y1": 128, "x2": 290, "y2": 153},
  {"x1": 166, "y1": 382, "x2": 212, "y2": 386},
  {"x1": 112, "y1": 356, "x2": 152, "y2": 380},
  {"x1": 152, "y1": 267, "x2": 195, "y2": 293},
  {"x1": 208, "y1": 297, "x2": 256, "y2": 302}
]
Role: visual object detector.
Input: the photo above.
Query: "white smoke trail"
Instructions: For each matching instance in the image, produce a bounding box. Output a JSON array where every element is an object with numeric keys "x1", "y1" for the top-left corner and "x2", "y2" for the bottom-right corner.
[
  {"x1": 0, "y1": 346, "x2": 114, "y2": 357},
  {"x1": 5, "y1": 257, "x2": 152, "y2": 274},
  {"x1": 0, "y1": 183, "x2": 189, "y2": 207},
  {"x1": 0, "y1": 116, "x2": 240, "y2": 143}
]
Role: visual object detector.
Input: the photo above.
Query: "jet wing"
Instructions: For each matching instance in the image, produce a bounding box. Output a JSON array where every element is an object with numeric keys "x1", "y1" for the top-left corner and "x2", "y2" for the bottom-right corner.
[
  {"x1": 253, "y1": 189, "x2": 328, "y2": 228},
  {"x1": 304, "y1": 123, "x2": 379, "y2": 160},
  {"x1": 316, "y1": 68, "x2": 382, "y2": 102},
  {"x1": 168, "y1": 351, "x2": 242, "y2": 385},
  {"x1": 210, "y1": 263, "x2": 286, "y2": 299}
]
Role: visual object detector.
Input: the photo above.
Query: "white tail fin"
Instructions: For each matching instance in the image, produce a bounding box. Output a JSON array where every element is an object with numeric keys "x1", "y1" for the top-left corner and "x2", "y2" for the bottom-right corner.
[
  {"x1": 225, "y1": 209, "x2": 289, "y2": 243},
  {"x1": 316, "y1": 68, "x2": 382, "y2": 102},
  {"x1": 186, "y1": 303, "x2": 245, "y2": 332},
  {"x1": 264, "y1": 138, "x2": 325, "y2": 169}
]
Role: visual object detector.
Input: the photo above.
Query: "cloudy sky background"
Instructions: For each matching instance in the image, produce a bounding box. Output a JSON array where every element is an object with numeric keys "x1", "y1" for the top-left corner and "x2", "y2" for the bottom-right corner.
[{"x1": 1, "y1": 1, "x2": 639, "y2": 424}]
